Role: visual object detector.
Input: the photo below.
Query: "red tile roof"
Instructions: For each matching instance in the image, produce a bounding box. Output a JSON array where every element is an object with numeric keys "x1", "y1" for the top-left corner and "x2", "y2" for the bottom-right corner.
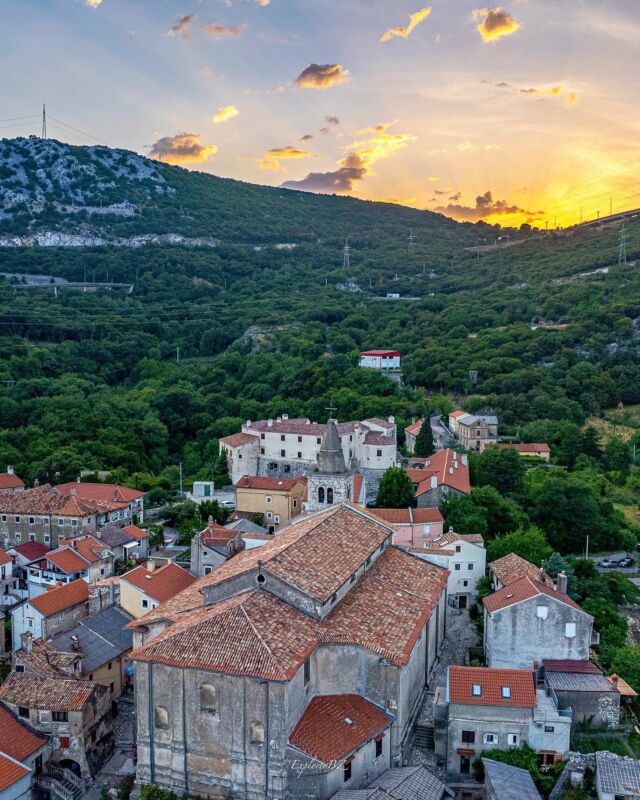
[
  {"x1": 543, "y1": 660, "x2": 601, "y2": 674},
  {"x1": 0, "y1": 705, "x2": 47, "y2": 762},
  {"x1": 245, "y1": 418, "x2": 358, "y2": 437},
  {"x1": 47, "y1": 547, "x2": 89, "y2": 574},
  {"x1": 0, "y1": 548, "x2": 11, "y2": 566},
  {"x1": 0, "y1": 672, "x2": 97, "y2": 711},
  {"x1": 122, "y1": 524, "x2": 149, "y2": 541},
  {"x1": 406, "y1": 449, "x2": 470, "y2": 495},
  {"x1": 436, "y1": 530, "x2": 484, "y2": 546},
  {"x1": 219, "y1": 432, "x2": 259, "y2": 448},
  {"x1": 13, "y1": 542, "x2": 49, "y2": 562},
  {"x1": 371, "y1": 508, "x2": 444, "y2": 525},
  {"x1": 0, "y1": 472, "x2": 24, "y2": 490},
  {"x1": 449, "y1": 411, "x2": 467, "y2": 418},
  {"x1": 490, "y1": 553, "x2": 547, "y2": 586},
  {"x1": 483, "y1": 575, "x2": 587, "y2": 615},
  {"x1": 56, "y1": 482, "x2": 144, "y2": 504},
  {"x1": 360, "y1": 350, "x2": 400, "y2": 357},
  {"x1": 121, "y1": 562, "x2": 196, "y2": 603},
  {"x1": 235, "y1": 475, "x2": 305, "y2": 492},
  {"x1": 499, "y1": 443, "x2": 550, "y2": 454},
  {"x1": 29, "y1": 579, "x2": 89, "y2": 617},
  {"x1": 363, "y1": 431, "x2": 396, "y2": 446},
  {"x1": 70, "y1": 536, "x2": 111, "y2": 564},
  {"x1": 404, "y1": 420, "x2": 423, "y2": 435},
  {"x1": 0, "y1": 485, "x2": 118, "y2": 518},
  {"x1": 0, "y1": 753, "x2": 30, "y2": 792},
  {"x1": 289, "y1": 695, "x2": 391, "y2": 764},
  {"x1": 449, "y1": 666, "x2": 536, "y2": 707}
]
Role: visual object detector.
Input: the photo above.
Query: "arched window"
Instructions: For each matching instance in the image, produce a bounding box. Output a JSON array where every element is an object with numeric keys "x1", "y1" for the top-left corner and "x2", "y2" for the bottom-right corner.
[
  {"x1": 318, "y1": 487, "x2": 325, "y2": 504},
  {"x1": 327, "y1": 487, "x2": 334, "y2": 505},
  {"x1": 250, "y1": 720, "x2": 265, "y2": 745},
  {"x1": 200, "y1": 683, "x2": 217, "y2": 713},
  {"x1": 154, "y1": 706, "x2": 169, "y2": 730}
]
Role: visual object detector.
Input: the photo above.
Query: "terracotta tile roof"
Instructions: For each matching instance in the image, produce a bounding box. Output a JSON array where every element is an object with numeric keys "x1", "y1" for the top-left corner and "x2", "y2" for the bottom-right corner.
[
  {"x1": 499, "y1": 443, "x2": 550, "y2": 454},
  {"x1": 130, "y1": 545, "x2": 448, "y2": 677},
  {"x1": 448, "y1": 666, "x2": 536, "y2": 707},
  {"x1": 122, "y1": 524, "x2": 149, "y2": 541},
  {"x1": 15, "y1": 638, "x2": 78, "y2": 679},
  {"x1": 406, "y1": 449, "x2": 470, "y2": 495},
  {"x1": 0, "y1": 472, "x2": 24, "y2": 490},
  {"x1": 0, "y1": 485, "x2": 116, "y2": 517},
  {"x1": 0, "y1": 672, "x2": 97, "y2": 711},
  {"x1": 244, "y1": 418, "x2": 359, "y2": 437},
  {"x1": 56, "y1": 482, "x2": 144, "y2": 504},
  {"x1": 0, "y1": 705, "x2": 47, "y2": 762},
  {"x1": 363, "y1": 418, "x2": 396, "y2": 431},
  {"x1": 219, "y1": 432, "x2": 259, "y2": 447},
  {"x1": 0, "y1": 548, "x2": 11, "y2": 566},
  {"x1": 0, "y1": 753, "x2": 30, "y2": 792},
  {"x1": 288, "y1": 695, "x2": 392, "y2": 763},
  {"x1": 435, "y1": 530, "x2": 484, "y2": 546},
  {"x1": 70, "y1": 536, "x2": 111, "y2": 564},
  {"x1": 410, "y1": 547, "x2": 456, "y2": 556},
  {"x1": 29, "y1": 578, "x2": 89, "y2": 617},
  {"x1": 121, "y1": 562, "x2": 196, "y2": 603},
  {"x1": 543, "y1": 660, "x2": 600, "y2": 674},
  {"x1": 490, "y1": 553, "x2": 547, "y2": 586},
  {"x1": 404, "y1": 420, "x2": 423, "y2": 435},
  {"x1": 46, "y1": 547, "x2": 90, "y2": 574},
  {"x1": 12, "y1": 542, "x2": 49, "y2": 562},
  {"x1": 235, "y1": 475, "x2": 304, "y2": 492},
  {"x1": 363, "y1": 431, "x2": 396, "y2": 446},
  {"x1": 449, "y1": 411, "x2": 467, "y2": 418},
  {"x1": 609, "y1": 675, "x2": 638, "y2": 697},
  {"x1": 483, "y1": 575, "x2": 586, "y2": 615}
]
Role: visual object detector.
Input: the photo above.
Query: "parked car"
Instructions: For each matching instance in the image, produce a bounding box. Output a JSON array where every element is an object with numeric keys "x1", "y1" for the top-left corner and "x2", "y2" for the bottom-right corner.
[
  {"x1": 219, "y1": 499, "x2": 235, "y2": 508},
  {"x1": 617, "y1": 557, "x2": 635, "y2": 568},
  {"x1": 598, "y1": 558, "x2": 616, "y2": 568}
]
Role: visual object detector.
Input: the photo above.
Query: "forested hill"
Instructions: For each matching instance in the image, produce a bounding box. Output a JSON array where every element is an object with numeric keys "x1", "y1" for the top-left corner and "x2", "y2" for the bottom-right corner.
[{"x1": 0, "y1": 136, "x2": 477, "y2": 246}]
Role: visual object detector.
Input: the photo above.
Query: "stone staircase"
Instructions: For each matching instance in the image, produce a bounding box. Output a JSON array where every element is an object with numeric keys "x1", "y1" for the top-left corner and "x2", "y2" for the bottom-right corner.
[
  {"x1": 413, "y1": 723, "x2": 435, "y2": 750},
  {"x1": 37, "y1": 767, "x2": 86, "y2": 800}
]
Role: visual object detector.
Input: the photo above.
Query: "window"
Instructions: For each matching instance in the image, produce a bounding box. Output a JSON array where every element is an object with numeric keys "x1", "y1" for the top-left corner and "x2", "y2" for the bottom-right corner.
[
  {"x1": 15, "y1": 533, "x2": 21, "y2": 541},
  {"x1": 14, "y1": 516, "x2": 20, "y2": 523},
  {"x1": 483, "y1": 733, "x2": 498, "y2": 745},
  {"x1": 423, "y1": 524, "x2": 431, "y2": 534},
  {"x1": 331, "y1": 593, "x2": 338, "y2": 604},
  {"x1": 59, "y1": 736, "x2": 70, "y2": 749},
  {"x1": 200, "y1": 683, "x2": 217, "y2": 713},
  {"x1": 454, "y1": 563, "x2": 461, "y2": 571},
  {"x1": 507, "y1": 734, "x2": 519, "y2": 746},
  {"x1": 53, "y1": 710, "x2": 68, "y2": 722},
  {"x1": 461, "y1": 730, "x2": 475, "y2": 744},
  {"x1": 1, "y1": 515, "x2": 5, "y2": 522},
  {"x1": 280, "y1": 450, "x2": 286, "y2": 457},
  {"x1": 267, "y1": 511, "x2": 273, "y2": 520},
  {"x1": 204, "y1": 566, "x2": 212, "y2": 575},
  {"x1": 298, "y1": 436, "x2": 302, "y2": 443},
  {"x1": 261, "y1": 448, "x2": 265, "y2": 455},
  {"x1": 375, "y1": 736, "x2": 383, "y2": 759},
  {"x1": 467, "y1": 563, "x2": 474, "y2": 570},
  {"x1": 297, "y1": 452, "x2": 302, "y2": 459},
  {"x1": 501, "y1": 686, "x2": 511, "y2": 699},
  {"x1": 284, "y1": 465, "x2": 291, "y2": 473},
  {"x1": 327, "y1": 488, "x2": 334, "y2": 505},
  {"x1": 343, "y1": 759, "x2": 352, "y2": 783},
  {"x1": 18, "y1": 706, "x2": 29, "y2": 719},
  {"x1": 58, "y1": 518, "x2": 64, "y2": 526},
  {"x1": 266, "y1": 496, "x2": 272, "y2": 504},
  {"x1": 27, "y1": 618, "x2": 33, "y2": 628},
  {"x1": 274, "y1": 516, "x2": 280, "y2": 524},
  {"x1": 303, "y1": 658, "x2": 311, "y2": 687},
  {"x1": 455, "y1": 545, "x2": 461, "y2": 553},
  {"x1": 108, "y1": 662, "x2": 112, "y2": 670},
  {"x1": 463, "y1": 580, "x2": 469, "y2": 588},
  {"x1": 154, "y1": 706, "x2": 169, "y2": 730},
  {"x1": 29, "y1": 517, "x2": 35, "y2": 525},
  {"x1": 565, "y1": 622, "x2": 576, "y2": 638},
  {"x1": 141, "y1": 598, "x2": 149, "y2": 609},
  {"x1": 376, "y1": 449, "x2": 382, "y2": 457},
  {"x1": 29, "y1": 534, "x2": 36, "y2": 542},
  {"x1": 293, "y1": 499, "x2": 298, "y2": 509},
  {"x1": 43, "y1": 517, "x2": 49, "y2": 524},
  {"x1": 280, "y1": 434, "x2": 285, "y2": 442},
  {"x1": 544, "y1": 725, "x2": 555, "y2": 733},
  {"x1": 15, "y1": 665, "x2": 24, "y2": 673},
  {"x1": 261, "y1": 433, "x2": 265, "y2": 440},
  {"x1": 44, "y1": 535, "x2": 50, "y2": 544},
  {"x1": 472, "y1": 684, "x2": 482, "y2": 697},
  {"x1": 350, "y1": 573, "x2": 356, "y2": 584},
  {"x1": 250, "y1": 721, "x2": 265, "y2": 745},
  {"x1": 537, "y1": 605, "x2": 549, "y2": 619},
  {"x1": 316, "y1": 438, "x2": 321, "y2": 445}
]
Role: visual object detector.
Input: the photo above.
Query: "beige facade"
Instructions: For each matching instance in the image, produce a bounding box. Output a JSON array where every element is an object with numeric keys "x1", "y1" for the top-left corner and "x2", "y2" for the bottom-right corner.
[
  {"x1": 235, "y1": 477, "x2": 307, "y2": 532},
  {"x1": 120, "y1": 580, "x2": 159, "y2": 619}
]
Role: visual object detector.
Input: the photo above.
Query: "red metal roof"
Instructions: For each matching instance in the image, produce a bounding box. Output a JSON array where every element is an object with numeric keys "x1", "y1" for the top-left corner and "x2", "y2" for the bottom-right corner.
[
  {"x1": 360, "y1": 350, "x2": 400, "y2": 357},
  {"x1": 13, "y1": 542, "x2": 50, "y2": 562},
  {"x1": 449, "y1": 666, "x2": 536, "y2": 707},
  {"x1": 29, "y1": 578, "x2": 89, "y2": 617},
  {"x1": 543, "y1": 660, "x2": 601, "y2": 674},
  {"x1": 289, "y1": 695, "x2": 391, "y2": 764}
]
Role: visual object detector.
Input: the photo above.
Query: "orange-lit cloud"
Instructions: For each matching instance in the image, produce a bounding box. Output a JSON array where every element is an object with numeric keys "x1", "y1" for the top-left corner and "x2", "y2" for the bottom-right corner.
[
  {"x1": 167, "y1": 14, "x2": 195, "y2": 38},
  {"x1": 213, "y1": 105, "x2": 239, "y2": 124},
  {"x1": 202, "y1": 23, "x2": 246, "y2": 38},
  {"x1": 473, "y1": 7, "x2": 520, "y2": 42},
  {"x1": 149, "y1": 133, "x2": 217, "y2": 164},
  {"x1": 85, "y1": 0, "x2": 103, "y2": 7},
  {"x1": 256, "y1": 0, "x2": 270, "y2": 5},
  {"x1": 295, "y1": 63, "x2": 350, "y2": 89},
  {"x1": 259, "y1": 145, "x2": 312, "y2": 170},
  {"x1": 380, "y1": 7, "x2": 432, "y2": 43},
  {"x1": 437, "y1": 190, "x2": 541, "y2": 222},
  {"x1": 487, "y1": 80, "x2": 579, "y2": 107},
  {"x1": 565, "y1": 92, "x2": 578, "y2": 107}
]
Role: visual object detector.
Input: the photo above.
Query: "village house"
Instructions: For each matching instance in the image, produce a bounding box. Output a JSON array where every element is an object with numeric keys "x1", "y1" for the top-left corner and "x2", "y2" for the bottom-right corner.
[
  {"x1": 235, "y1": 475, "x2": 307, "y2": 533},
  {"x1": 0, "y1": 704, "x2": 48, "y2": 800},
  {"x1": 448, "y1": 412, "x2": 499, "y2": 452},
  {"x1": 25, "y1": 535, "x2": 114, "y2": 596},
  {"x1": 541, "y1": 660, "x2": 621, "y2": 729},
  {"x1": 220, "y1": 415, "x2": 397, "y2": 489},
  {"x1": 498, "y1": 443, "x2": 551, "y2": 462},
  {"x1": 433, "y1": 666, "x2": 571, "y2": 775},
  {"x1": 411, "y1": 530, "x2": 486, "y2": 609},
  {"x1": 594, "y1": 751, "x2": 640, "y2": 800},
  {"x1": 489, "y1": 553, "x2": 550, "y2": 591},
  {"x1": 405, "y1": 449, "x2": 471, "y2": 508},
  {"x1": 483, "y1": 758, "x2": 542, "y2": 800},
  {"x1": 332, "y1": 765, "x2": 454, "y2": 800},
  {"x1": 0, "y1": 671, "x2": 114, "y2": 779},
  {"x1": 483, "y1": 573, "x2": 597, "y2": 670},
  {"x1": 0, "y1": 466, "x2": 24, "y2": 494},
  {"x1": 128, "y1": 503, "x2": 449, "y2": 800},
  {"x1": 190, "y1": 519, "x2": 245, "y2": 577},
  {"x1": 359, "y1": 349, "x2": 401, "y2": 374},
  {"x1": 0, "y1": 548, "x2": 18, "y2": 607},
  {"x1": 120, "y1": 561, "x2": 196, "y2": 619},
  {"x1": 11, "y1": 578, "x2": 89, "y2": 652},
  {"x1": 6, "y1": 542, "x2": 49, "y2": 602},
  {"x1": 371, "y1": 507, "x2": 444, "y2": 547},
  {"x1": 56, "y1": 482, "x2": 145, "y2": 526},
  {"x1": 403, "y1": 420, "x2": 424, "y2": 455},
  {"x1": 95, "y1": 524, "x2": 141, "y2": 564}
]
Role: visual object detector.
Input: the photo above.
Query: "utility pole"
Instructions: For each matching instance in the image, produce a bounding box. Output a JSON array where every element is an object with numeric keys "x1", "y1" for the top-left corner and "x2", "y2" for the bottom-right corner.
[
  {"x1": 176, "y1": 347, "x2": 180, "y2": 364},
  {"x1": 585, "y1": 534, "x2": 589, "y2": 560},
  {"x1": 179, "y1": 462, "x2": 183, "y2": 496},
  {"x1": 343, "y1": 237, "x2": 350, "y2": 271},
  {"x1": 41, "y1": 104, "x2": 47, "y2": 139},
  {"x1": 408, "y1": 229, "x2": 415, "y2": 257},
  {"x1": 619, "y1": 223, "x2": 628, "y2": 265}
]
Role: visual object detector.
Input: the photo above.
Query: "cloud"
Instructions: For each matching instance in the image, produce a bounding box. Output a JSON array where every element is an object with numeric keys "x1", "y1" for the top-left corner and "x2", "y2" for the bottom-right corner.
[
  {"x1": 456, "y1": 141, "x2": 477, "y2": 152},
  {"x1": 488, "y1": 80, "x2": 578, "y2": 107},
  {"x1": 320, "y1": 127, "x2": 331, "y2": 135},
  {"x1": 168, "y1": 14, "x2": 196, "y2": 37},
  {"x1": 259, "y1": 145, "x2": 312, "y2": 170},
  {"x1": 437, "y1": 190, "x2": 540, "y2": 221},
  {"x1": 380, "y1": 7, "x2": 432, "y2": 42},
  {"x1": 213, "y1": 105, "x2": 239, "y2": 124},
  {"x1": 565, "y1": 92, "x2": 578, "y2": 107},
  {"x1": 149, "y1": 133, "x2": 217, "y2": 164},
  {"x1": 202, "y1": 23, "x2": 246, "y2": 38},
  {"x1": 282, "y1": 126, "x2": 416, "y2": 194},
  {"x1": 354, "y1": 120, "x2": 396, "y2": 136},
  {"x1": 473, "y1": 7, "x2": 520, "y2": 42},
  {"x1": 428, "y1": 176, "x2": 439, "y2": 183},
  {"x1": 300, "y1": 134, "x2": 314, "y2": 141},
  {"x1": 256, "y1": 0, "x2": 270, "y2": 4},
  {"x1": 484, "y1": 144, "x2": 501, "y2": 151},
  {"x1": 295, "y1": 63, "x2": 350, "y2": 90},
  {"x1": 85, "y1": 0, "x2": 103, "y2": 6},
  {"x1": 449, "y1": 191, "x2": 462, "y2": 201},
  {"x1": 325, "y1": 115, "x2": 340, "y2": 126}
]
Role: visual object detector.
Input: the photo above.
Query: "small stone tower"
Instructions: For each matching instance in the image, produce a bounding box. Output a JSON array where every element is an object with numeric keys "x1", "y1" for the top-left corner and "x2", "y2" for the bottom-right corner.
[{"x1": 306, "y1": 419, "x2": 355, "y2": 511}]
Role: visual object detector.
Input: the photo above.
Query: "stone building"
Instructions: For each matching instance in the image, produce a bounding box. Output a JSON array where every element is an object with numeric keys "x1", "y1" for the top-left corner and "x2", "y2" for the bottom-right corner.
[
  {"x1": 434, "y1": 666, "x2": 571, "y2": 775},
  {"x1": 128, "y1": 503, "x2": 449, "y2": 800},
  {"x1": 11, "y1": 578, "x2": 90, "y2": 652},
  {"x1": 0, "y1": 466, "x2": 24, "y2": 494},
  {"x1": 0, "y1": 704, "x2": 48, "y2": 800},
  {"x1": 489, "y1": 553, "x2": 550, "y2": 591},
  {"x1": 541, "y1": 660, "x2": 621, "y2": 729},
  {"x1": 448, "y1": 412, "x2": 498, "y2": 452},
  {"x1": 483, "y1": 574, "x2": 597, "y2": 670},
  {"x1": 306, "y1": 420, "x2": 362, "y2": 513},
  {"x1": 595, "y1": 751, "x2": 640, "y2": 800},
  {"x1": 120, "y1": 562, "x2": 196, "y2": 619},
  {"x1": 371, "y1": 508, "x2": 444, "y2": 547},
  {"x1": 235, "y1": 475, "x2": 307, "y2": 532},
  {"x1": 405, "y1": 449, "x2": 471, "y2": 509},
  {"x1": 191, "y1": 520, "x2": 245, "y2": 577}
]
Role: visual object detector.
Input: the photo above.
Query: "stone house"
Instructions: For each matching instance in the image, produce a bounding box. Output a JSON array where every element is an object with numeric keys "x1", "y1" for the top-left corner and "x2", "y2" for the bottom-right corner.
[
  {"x1": 120, "y1": 561, "x2": 196, "y2": 619},
  {"x1": 121, "y1": 524, "x2": 150, "y2": 559},
  {"x1": 0, "y1": 703, "x2": 48, "y2": 800},
  {"x1": 0, "y1": 548, "x2": 18, "y2": 608},
  {"x1": 403, "y1": 420, "x2": 423, "y2": 455},
  {"x1": 371, "y1": 508, "x2": 444, "y2": 547},
  {"x1": 434, "y1": 666, "x2": 571, "y2": 775},
  {"x1": 483, "y1": 758, "x2": 541, "y2": 800},
  {"x1": 405, "y1": 450, "x2": 471, "y2": 509},
  {"x1": 95, "y1": 524, "x2": 140, "y2": 564},
  {"x1": 0, "y1": 671, "x2": 113, "y2": 778},
  {"x1": 489, "y1": 553, "x2": 550, "y2": 591},
  {"x1": 411, "y1": 530, "x2": 486, "y2": 609},
  {"x1": 448, "y1": 413, "x2": 498, "y2": 452},
  {"x1": 25, "y1": 535, "x2": 114, "y2": 596},
  {"x1": 594, "y1": 751, "x2": 640, "y2": 800},
  {"x1": 191, "y1": 520, "x2": 245, "y2": 577},
  {"x1": 235, "y1": 475, "x2": 307, "y2": 533},
  {"x1": 56, "y1": 482, "x2": 145, "y2": 526},
  {"x1": 483, "y1": 574, "x2": 597, "y2": 670},
  {"x1": 541, "y1": 660, "x2": 621, "y2": 729},
  {"x1": 128, "y1": 503, "x2": 449, "y2": 800},
  {"x1": 0, "y1": 466, "x2": 24, "y2": 494},
  {"x1": 219, "y1": 433, "x2": 261, "y2": 486},
  {"x1": 332, "y1": 765, "x2": 454, "y2": 800},
  {"x1": 11, "y1": 578, "x2": 90, "y2": 652}
]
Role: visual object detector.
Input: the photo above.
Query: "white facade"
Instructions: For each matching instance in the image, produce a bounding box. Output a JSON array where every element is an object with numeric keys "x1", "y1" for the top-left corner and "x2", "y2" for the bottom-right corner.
[
  {"x1": 11, "y1": 603, "x2": 46, "y2": 652},
  {"x1": 414, "y1": 536, "x2": 486, "y2": 608},
  {"x1": 359, "y1": 351, "x2": 401, "y2": 370},
  {"x1": 186, "y1": 481, "x2": 216, "y2": 505}
]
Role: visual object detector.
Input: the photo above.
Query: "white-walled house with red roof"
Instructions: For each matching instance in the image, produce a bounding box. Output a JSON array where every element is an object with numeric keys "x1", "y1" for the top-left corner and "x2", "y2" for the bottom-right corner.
[
  {"x1": 359, "y1": 349, "x2": 401, "y2": 371},
  {"x1": 0, "y1": 465, "x2": 24, "y2": 494}
]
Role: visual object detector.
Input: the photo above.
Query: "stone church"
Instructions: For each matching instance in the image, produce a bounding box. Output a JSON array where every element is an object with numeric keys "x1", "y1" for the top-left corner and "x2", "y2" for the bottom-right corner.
[{"x1": 128, "y1": 503, "x2": 448, "y2": 800}]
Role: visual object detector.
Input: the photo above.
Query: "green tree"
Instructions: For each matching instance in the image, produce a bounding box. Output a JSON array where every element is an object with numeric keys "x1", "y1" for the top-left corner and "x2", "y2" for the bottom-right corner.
[
  {"x1": 213, "y1": 450, "x2": 231, "y2": 487},
  {"x1": 542, "y1": 552, "x2": 578, "y2": 598},
  {"x1": 603, "y1": 436, "x2": 632, "y2": 476},
  {"x1": 475, "y1": 446, "x2": 525, "y2": 494},
  {"x1": 580, "y1": 426, "x2": 602, "y2": 461},
  {"x1": 581, "y1": 596, "x2": 628, "y2": 650},
  {"x1": 486, "y1": 525, "x2": 552, "y2": 566},
  {"x1": 472, "y1": 744, "x2": 562, "y2": 796},
  {"x1": 413, "y1": 419, "x2": 435, "y2": 458},
  {"x1": 555, "y1": 421, "x2": 582, "y2": 469},
  {"x1": 376, "y1": 467, "x2": 415, "y2": 508}
]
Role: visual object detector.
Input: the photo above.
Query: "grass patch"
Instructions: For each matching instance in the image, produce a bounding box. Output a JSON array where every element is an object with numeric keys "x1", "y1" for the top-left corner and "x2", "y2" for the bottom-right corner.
[
  {"x1": 571, "y1": 734, "x2": 629, "y2": 757},
  {"x1": 605, "y1": 404, "x2": 640, "y2": 428},
  {"x1": 585, "y1": 416, "x2": 636, "y2": 445}
]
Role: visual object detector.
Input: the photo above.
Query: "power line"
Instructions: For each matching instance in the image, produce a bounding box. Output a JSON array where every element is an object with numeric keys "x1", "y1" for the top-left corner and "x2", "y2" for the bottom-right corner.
[
  {"x1": 48, "y1": 115, "x2": 103, "y2": 144},
  {"x1": 41, "y1": 104, "x2": 46, "y2": 139}
]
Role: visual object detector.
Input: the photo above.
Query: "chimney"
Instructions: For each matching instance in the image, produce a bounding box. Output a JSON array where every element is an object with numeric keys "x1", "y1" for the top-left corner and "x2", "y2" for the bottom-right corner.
[
  {"x1": 388, "y1": 416, "x2": 395, "y2": 424},
  {"x1": 461, "y1": 455, "x2": 468, "y2": 466},
  {"x1": 246, "y1": 420, "x2": 252, "y2": 428},
  {"x1": 267, "y1": 419, "x2": 273, "y2": 428},
  {"x1": 431, "y1": 475, "x2": 438, "y2": 489},
  {"x1": 70, "y1": 487, "x2": 77, "y2": 496},
  {"x1": 557, "y1": 571, "x2": 568, "y2": 595},
  {"x1": 147, "y1": 560, "x2": 156, "y2": 572},
  {"x1": 7, "y1": 465, "x2": 13, "y2": 475},
  {"x1": 20, "y1": 632, "x2": 33, "y2": 654},
  {"x1": 610, "y1": 674, "x2": 619, "y2": 687},
  {"x1": 71, "y1": 634, "x2": 81, "y2": 652}
]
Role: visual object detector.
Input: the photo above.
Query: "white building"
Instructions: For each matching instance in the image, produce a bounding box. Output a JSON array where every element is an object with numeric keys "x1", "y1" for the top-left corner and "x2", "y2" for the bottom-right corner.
[
  {"x1": 186, "y1": 481, "x2": 216, "y2": 505},
  {"x1": 359, "y1": 350, "x2": 401, "y2": 371}
]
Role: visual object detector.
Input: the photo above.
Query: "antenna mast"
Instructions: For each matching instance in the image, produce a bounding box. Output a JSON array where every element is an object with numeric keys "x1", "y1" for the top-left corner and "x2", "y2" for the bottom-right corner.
[
  {"x1": 41, "y1": 104, "x2": 47, "y2": 139},
  {"x1": 619, "y1": 223, "x2": 628, "y2": 265},
  {"x1": 408, "y1": 228, "x2": 415, "y2": 257},
  {"x1": 343, "y1": 237, "x2": 350, "y2": 271}
]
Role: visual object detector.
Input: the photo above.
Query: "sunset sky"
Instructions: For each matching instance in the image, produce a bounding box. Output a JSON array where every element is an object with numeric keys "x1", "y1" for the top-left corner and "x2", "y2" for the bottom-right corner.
[{"x1": 3, "y1": 0, "x2": 639, "y2": 227}]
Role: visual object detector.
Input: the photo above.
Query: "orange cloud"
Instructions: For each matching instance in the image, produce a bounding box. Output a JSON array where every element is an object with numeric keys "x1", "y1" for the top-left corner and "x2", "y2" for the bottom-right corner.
[
  {"x1": 437, "y1": 190, "x2": 541, "y2": 222},
  {"x1": 380, "y1": 7, "x2": 432, "y2": 42},
  {"x1": 213, "y1": 105, "x2": 239, "y2": 124},
  {"x1": 473, "y1": 7, "x2": 520, "y2": 42},
  {"x1": 295, "y1": 63, "x2": 350, "y2": 90},
  {"x1": 149, "y1": 133, "x2": 217, "y2": 164},
  {"x1": 202, "y1": 23, "x2": 246, "y2": 38},
  {"x1": 259, "y1": 145, "x2": 313, "y2": 170}
]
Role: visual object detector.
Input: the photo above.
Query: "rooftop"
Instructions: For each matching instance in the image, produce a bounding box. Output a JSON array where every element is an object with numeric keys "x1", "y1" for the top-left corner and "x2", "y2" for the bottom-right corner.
[
  {"x1": 12, "y1": 541, "x2": 49, "y2": 562},
  {"x1": 235, "y1": 475, "x2": 305, "y2": 492},
  {"x1": 122, "y1": 524, "x2": 149, "y2": 541},
  {"x1": 219, "y1": 432, "x2": 260, "y2": 448},
  {"x1": 483, "y1": 759, "x2": 542, "y2": 800},
  {"x1": 56, "y1": 481, "x2": 144, "y2": 504},
  {"x1": 120, "y1": 562, "x2": 196, "y2": 603},
  {"x1": 46, "y1": 546, "x2": 90, "y2": 574},
  {"x1": 0, "y1": 484, "x2": 128, "y2": 518},
  {"x1": 0, "y1": 672, "x2": 97, "y2": 711},
  {"x1": 595, "y1": 751, "x2": 640, "y2": 796},
  {"x1": 0, "y1": 705, "x2": 47, "y2": 763},
  {"x1": 244, "y1": 417, "x2": 359, "y2": 437},
  {"x1": 0, "y1": 753, "x2": 30, "y2": 793},
  {"x1": 29, "y1": 578, "x2": 89, "y2": 617},
  {"x1": 404, "y1": 420, "x2": 423, "y2": 435},
  {"x1": 499, "y1": 443, "x2": 550, "y2": 454},
  {"x1": 407, "y1": 449, "x2": 470, "y2": 495},
  {"x1": 434, "y1": 529, "x2": 484, "y2": 547},
  {"x1": 96, "y1": 524, "x2": 138, "y2": 548},
  {"x1": 0, "y1": 548, "x2": 11, "y2": 566},
  {"x1": 483, "y1": 575, "x2": 586, "y2": 615},
  {"x1": 360, "y1": 349, "x2": 400, "y2": 357},
  {"x1": 448, "y1": 666, "x2": 536, "y2": 708},
  {"x1": 490, "y1": 553, "x2": 548, "y2": 586},
  {"x1": 0, "y1": 471, "x2": 24, "y2": 490},
  {"x1": 51, "y1": 606, "x2": 134, "y2": 673},
  {"x1": 371, "y1": 507, "x2": 444, "y2": 525},
  {"x1": 288, "y1": 694, "x2": 391, "y2": 764}
]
